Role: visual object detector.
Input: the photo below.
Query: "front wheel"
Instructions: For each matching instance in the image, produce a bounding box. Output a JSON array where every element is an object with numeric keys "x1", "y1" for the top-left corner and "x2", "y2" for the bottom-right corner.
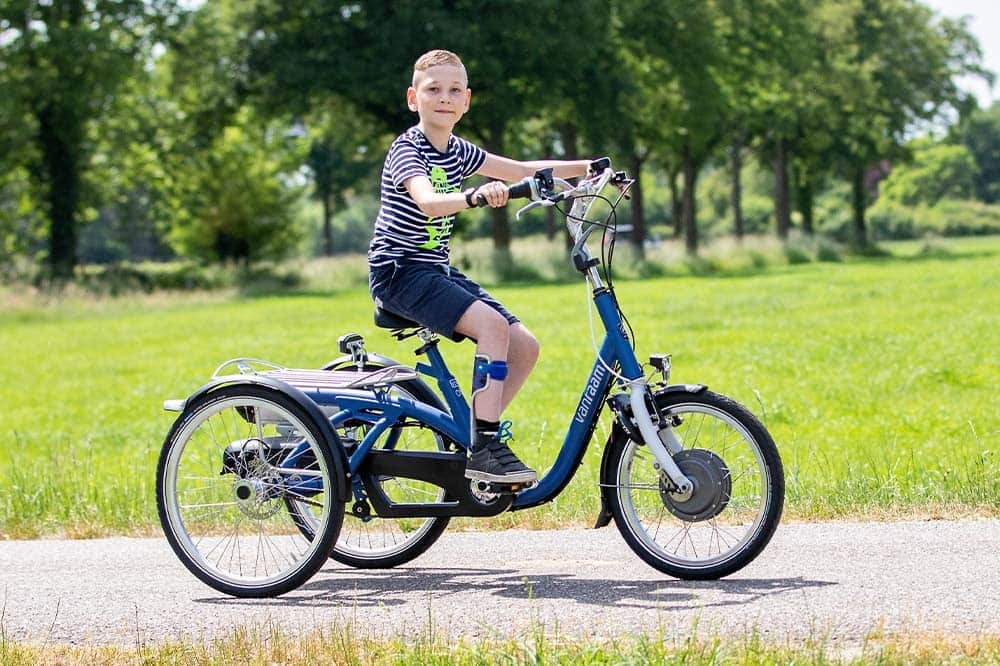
[
  {"x1": 604, "y1": 389, "x2": 784, "y2": 580},
  {"x1": 156, "y1": 385, "x2": 345, "y2": 597}
]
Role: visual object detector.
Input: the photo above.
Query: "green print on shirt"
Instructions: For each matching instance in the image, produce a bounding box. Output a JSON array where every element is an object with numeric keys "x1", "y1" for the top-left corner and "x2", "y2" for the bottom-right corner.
[{"x1": 419, "y1": 166, "x2": 459, "y2": 250}]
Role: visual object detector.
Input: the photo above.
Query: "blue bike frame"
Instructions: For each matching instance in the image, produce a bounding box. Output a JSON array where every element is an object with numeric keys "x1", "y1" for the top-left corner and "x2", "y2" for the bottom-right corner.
[
  {"x1": 293, "y1": 283, "x2": 640, "y2": 511},
  {"x1": 285, "y1": 167, "x2": 695, "y2": 507}
]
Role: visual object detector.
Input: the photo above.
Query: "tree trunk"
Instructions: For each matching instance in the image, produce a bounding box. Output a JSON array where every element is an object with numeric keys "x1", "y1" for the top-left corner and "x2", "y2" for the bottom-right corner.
[
  {"x1": 484, "y1": 128, "x2": 512, "y2": 254},
  {"x1": 669, "y1": 167, "x2": 682, "y2": 239},
  {"x1": 37, "y1": 102, "x2": 81, "y2": 280},
  {"x1": 629, "y1": 154, "x2": 646, "y2": 259},
  {"x1": 852, "y1": 166, "x2": 868, "y2": 245},
  {"x1": 772, "y1": 139, "x2": 791, "y2": 240},
  {"x1": 794, "y1": 172, "x2": 814, "y2": 235},
  {"x1": 730, "y1": 139, "x2": 745, "y2": 241},
  {"x1": 491, "y1": 205, "x2": 511, "y2": 251},
  {"x1": 681, "y1": 151, "x2": 699, "y2": 256},
  {"x1": 321, "y1": 193, "x2": 334, "y2": 256},
  {"x1": 559, "y1": 123, "x2": 579, "y2": 251},
  {"x1": 544, "y1": 205, "x2": 557, "y2": 241}
]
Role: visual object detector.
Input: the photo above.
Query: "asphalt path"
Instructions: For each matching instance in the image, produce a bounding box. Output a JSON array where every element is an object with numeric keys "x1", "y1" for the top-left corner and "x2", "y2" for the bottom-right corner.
[{"x1": 1, "y1": 520, "x2": 998, "y2": 647}]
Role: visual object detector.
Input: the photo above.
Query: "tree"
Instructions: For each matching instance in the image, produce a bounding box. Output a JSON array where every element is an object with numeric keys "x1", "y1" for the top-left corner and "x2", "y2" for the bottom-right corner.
[
  {"x1": 0, "y1": 0, "x2": 182, "y2": 279},
  {"x1": 828, "y1": 0, "x2": 985, "y2": 245},
  {"x1": 618, "y1": 0, "x2": 728, "y2": 255},
  {"x1": 957, "y1": 102, "x2": 1000, "y2": 203},
  {"x1": 153, "y1": 2, "x2": 308, "y2": 264},
  {"x1": 247, "y1": 0, "x2": 612, "y2": 258},
  {"x1": 301, "y1": 102, "x2": 383, "y2": 256},
  {"x1": 878, "y1": 139, "x2": 978, "y2": 206},
  {"x1": 716, "y1": 0, "x2": 814, "y2": 241},
  {"x1": 607, "y1": 31, "x2": 677, "y2": 257},
  {"x1": 166, "y1": 117, "x2": 304, "y2": 264}
]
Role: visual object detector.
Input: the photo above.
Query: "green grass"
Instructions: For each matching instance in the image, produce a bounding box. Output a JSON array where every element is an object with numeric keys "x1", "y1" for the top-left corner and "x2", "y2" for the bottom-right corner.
[
  {"x1": 3, "y1": 621, "x2": 1000, "y2": 664},
  {"x1": 0, "y1": 236, "x2": 998, "y2": 537}
]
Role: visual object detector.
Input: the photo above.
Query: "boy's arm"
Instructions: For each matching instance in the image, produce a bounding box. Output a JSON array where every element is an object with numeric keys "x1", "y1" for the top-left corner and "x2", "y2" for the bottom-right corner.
[
  {"x1": 404, "y1": 175, "x2": 470, "y2": 217},
  {"x1": 404, "y1": 175, "x2": 510, "y2": 213},
  {"x1": 477, "y1": 153, "x2": 591, "y2": 182},
  {"x1": 403, "y1": 151, "x2": 595, "y2": 215}
]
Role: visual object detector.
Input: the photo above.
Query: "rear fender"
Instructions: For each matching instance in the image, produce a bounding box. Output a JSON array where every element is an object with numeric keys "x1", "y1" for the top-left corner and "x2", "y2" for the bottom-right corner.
[
  {"x1": 322, "y1": 352, "x2": 405, "y2": 372},
  {"x1": 166, "y1": 374, "x2": 351, "y2": 502}
]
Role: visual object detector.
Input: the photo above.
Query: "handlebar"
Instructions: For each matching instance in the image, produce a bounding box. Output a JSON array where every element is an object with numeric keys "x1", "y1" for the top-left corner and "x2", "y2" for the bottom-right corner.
[{"x1": 470, "y1": 157, "x2": 616, "y2": 208}]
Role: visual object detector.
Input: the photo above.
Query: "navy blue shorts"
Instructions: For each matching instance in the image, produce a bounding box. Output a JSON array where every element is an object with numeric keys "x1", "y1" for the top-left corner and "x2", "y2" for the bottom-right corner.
[{"x1": 369, "y1": 261, "x2": 518, "y2": 341}]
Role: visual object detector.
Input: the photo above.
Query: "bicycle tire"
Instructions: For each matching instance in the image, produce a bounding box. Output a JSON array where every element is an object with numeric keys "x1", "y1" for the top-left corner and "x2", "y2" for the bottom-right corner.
[
  {"x1": 604, "y1": 389, "x2": 784, "y2": 580},
  {"x1": 157, "y1": 384, "x2": 344, "y2": 597}
]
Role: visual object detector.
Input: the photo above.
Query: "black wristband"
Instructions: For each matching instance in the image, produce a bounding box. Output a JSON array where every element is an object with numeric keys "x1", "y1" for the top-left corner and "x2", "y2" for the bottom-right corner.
[{"x1": 464, "y1": 187, "x2": 478, "y2": 208}]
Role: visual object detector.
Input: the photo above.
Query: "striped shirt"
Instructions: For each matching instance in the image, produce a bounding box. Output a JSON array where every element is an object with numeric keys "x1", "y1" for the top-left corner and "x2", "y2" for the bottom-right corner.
[{"x1": 368, "y1": 127, "x2": 487, "y2": 266}]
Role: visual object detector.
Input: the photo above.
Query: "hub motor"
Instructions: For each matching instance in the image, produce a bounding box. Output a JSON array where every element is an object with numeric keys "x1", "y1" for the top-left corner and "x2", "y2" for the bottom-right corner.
[{"x1": 659, "y1": 449, "x2": 731, "y2": 522}]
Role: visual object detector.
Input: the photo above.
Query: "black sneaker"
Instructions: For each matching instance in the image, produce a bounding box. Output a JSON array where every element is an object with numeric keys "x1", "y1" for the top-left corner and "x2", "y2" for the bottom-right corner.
[{"x1": 465, "y1": 423, "x2": 537, "y2": 484}]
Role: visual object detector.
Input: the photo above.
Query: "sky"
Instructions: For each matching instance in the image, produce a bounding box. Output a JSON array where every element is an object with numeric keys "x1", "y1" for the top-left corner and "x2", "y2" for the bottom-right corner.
[{"x1": 921, "y1": 0, "x2": 999, "y2": 108}]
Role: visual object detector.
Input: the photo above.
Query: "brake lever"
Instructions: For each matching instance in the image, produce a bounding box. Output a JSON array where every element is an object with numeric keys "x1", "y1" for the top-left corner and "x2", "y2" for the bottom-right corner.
[
  {"x1": 515, "y1": 190, "x2": 572, "y2": 220},
  {"x1": 515, "y1": 199, "x2": 548, "y2": 220}
]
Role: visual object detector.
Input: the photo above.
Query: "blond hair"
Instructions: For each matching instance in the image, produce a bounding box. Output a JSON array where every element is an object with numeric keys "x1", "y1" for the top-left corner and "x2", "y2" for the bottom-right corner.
[{"x1": 412, "y1": 49, "x2": 466, "y2": 86}]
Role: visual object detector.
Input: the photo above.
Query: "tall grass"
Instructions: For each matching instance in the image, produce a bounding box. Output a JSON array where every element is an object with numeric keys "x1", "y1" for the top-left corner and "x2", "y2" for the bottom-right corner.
[
  {"x1": 3, "y1": 619, "x2": 999, "y2": 664},
  {"x1": 0, "y1": 236, "x2": 997, "y2": 537}
]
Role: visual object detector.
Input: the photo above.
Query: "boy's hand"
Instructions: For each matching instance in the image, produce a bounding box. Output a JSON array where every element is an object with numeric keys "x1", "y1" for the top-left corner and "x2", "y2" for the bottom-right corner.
[{"x1": 473, "y1": 181, "x2": 509, "y2": 208}]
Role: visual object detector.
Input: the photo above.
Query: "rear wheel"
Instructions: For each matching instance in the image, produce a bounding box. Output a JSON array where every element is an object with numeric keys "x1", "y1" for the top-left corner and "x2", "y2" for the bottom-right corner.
[
  {"x1": 157, "y1": 385, "x2": 344, "y2": 597},
  {"x1": 604, "y1": 389, "x2": 783, "y2": 580}
]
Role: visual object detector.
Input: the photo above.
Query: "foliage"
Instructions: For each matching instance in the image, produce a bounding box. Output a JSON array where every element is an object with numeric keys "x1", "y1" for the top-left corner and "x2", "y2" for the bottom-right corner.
[
  {"x1": 868, "y1": 198, "x2": 1000, "y2": 239},
  {"x1": 163, "y1": 118, "x2": 304, "y2": 263},
  {"x1": 0, "y1": 0, "x2": 997, "y2": 271},
  {"x1": 879, "y1": 140, "x2": 978, "y2": 206},
  {"x1": 248, "y1": 0, "x2": 615, "y2": 252},
  {"x1": 300, "y1": 99, "x2": 386, "y2": 256},
  {"x1": 956, "y1": 101, "x2": 1000, "y2": 203},
  {"x1": 0, "y1": 0, "x2": 184, "y2": 278},
  {"x1": 144, "y1": 1, "x2": 308, "y2": 264}
]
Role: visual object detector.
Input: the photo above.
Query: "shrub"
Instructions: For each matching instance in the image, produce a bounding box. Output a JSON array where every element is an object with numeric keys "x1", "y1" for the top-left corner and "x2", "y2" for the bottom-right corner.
[
  {"x1": 816, "y1": 239, "x2": 844, "y2": 262},
  {"x1": 868, "y1": 198, "x2": 1000, "y2": 240},
  {"x1": 783, "y1": 243, "x2": 812, "y2": 265}
]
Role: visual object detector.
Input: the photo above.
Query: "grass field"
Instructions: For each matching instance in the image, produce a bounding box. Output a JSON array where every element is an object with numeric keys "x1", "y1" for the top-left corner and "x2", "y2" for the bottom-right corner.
[{"x1": 0, "y1": 236, "x2": 997, "y2": 538}]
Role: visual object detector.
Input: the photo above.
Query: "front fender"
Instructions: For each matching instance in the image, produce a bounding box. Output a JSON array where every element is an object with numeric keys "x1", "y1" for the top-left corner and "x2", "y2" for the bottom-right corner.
[
  {"x1": 166, "y1": 374, "x2": 351, "y2": 502},
  {"x1": 593, "y1": 382, "x2": 707, "y2": 528}
]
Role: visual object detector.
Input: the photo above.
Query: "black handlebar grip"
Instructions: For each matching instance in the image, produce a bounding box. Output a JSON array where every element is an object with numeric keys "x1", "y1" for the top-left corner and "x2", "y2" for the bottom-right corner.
[
  {"x1": 507, "y1": 179, "x2": 533, "y2": 200},
  {"x1": 475, "y1": 193, "x2": 488, "y2": 207}
]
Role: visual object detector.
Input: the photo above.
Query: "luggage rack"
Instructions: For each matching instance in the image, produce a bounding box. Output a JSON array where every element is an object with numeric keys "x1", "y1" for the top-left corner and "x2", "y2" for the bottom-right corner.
[{"x1": 212, "y1": 358, "x2": 419, "y2": 391}]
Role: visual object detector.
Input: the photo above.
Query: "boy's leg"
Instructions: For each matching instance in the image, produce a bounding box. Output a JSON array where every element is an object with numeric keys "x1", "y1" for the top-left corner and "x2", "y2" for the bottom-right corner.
[
  {"x1": 500, "y1": 323, "x2": 540, "y2": 413},
  {"x1": 454, "y1": 300, "x2": 509, "y2": 421},
  {"x1": 455, "y1": 302, "x2": 537, "y2": 484}
]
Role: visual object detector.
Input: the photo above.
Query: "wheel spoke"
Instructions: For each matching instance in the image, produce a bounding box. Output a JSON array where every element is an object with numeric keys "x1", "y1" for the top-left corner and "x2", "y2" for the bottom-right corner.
[{"x1": 158, "y1": 390, "x2": 342, "y2": 596}]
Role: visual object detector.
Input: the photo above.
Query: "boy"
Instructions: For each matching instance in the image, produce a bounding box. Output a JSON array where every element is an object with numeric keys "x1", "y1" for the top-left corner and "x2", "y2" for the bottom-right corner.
[{"x1": 368, "y1": 49, "x2": 592, "y2": 484}]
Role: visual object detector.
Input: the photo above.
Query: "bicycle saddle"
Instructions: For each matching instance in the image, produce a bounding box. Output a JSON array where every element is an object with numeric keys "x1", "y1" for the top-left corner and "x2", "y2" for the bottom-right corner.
[{"x1": 374, "y1": 306, "x2": 421, "y2": 330}]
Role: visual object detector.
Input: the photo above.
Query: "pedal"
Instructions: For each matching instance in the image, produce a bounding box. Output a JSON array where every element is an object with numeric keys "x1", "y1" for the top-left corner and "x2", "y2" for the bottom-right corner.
[
  {"x1": 469, "y1": 478, "x2": 537, "y2": 498},
  {"x1": 486, "y1": 480, "x2": 537, "y2": 494}
]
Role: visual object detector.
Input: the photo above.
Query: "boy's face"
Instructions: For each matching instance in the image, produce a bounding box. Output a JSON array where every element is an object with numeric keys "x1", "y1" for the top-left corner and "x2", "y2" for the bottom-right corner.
[{"x1": 407, "y1": 64, "x2": 471, "y2": 132}]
